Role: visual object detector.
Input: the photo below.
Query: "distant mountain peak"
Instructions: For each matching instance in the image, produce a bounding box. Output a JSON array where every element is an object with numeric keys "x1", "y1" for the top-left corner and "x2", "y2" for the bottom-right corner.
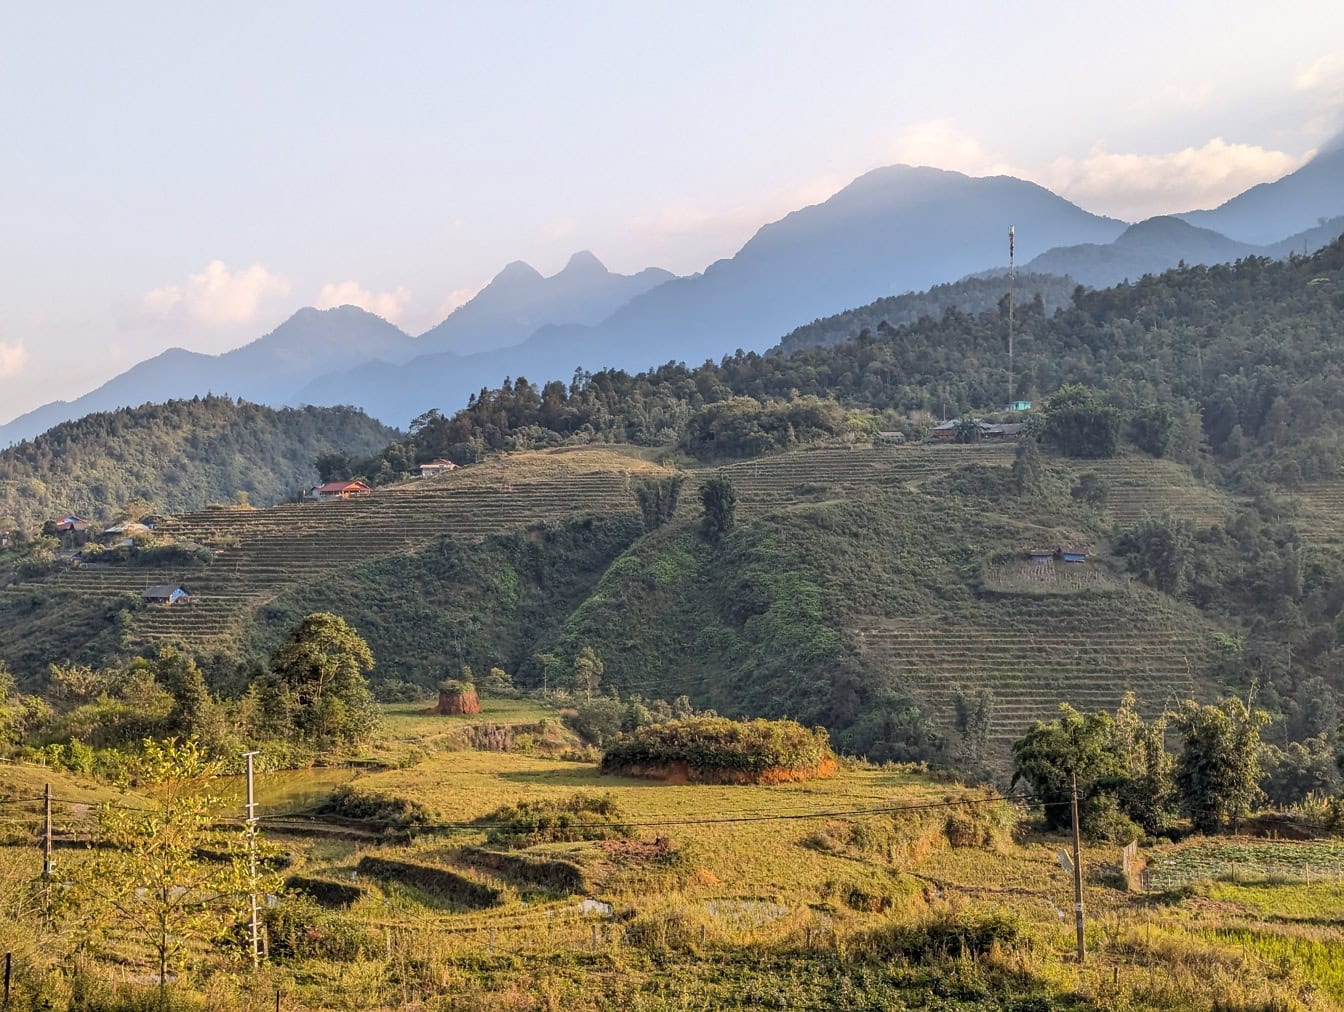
[
  {"x1": 494, "y1": 260, "x2": 544, "y2": 284},
  {"x1": 560, "y1": 250, "x2": 608, "y2": 276}
]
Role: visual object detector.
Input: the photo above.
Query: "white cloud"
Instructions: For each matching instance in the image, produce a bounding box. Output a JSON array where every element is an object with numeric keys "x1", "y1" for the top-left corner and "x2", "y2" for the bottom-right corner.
[
  {"x1": 886, "y1": 121, "x2": 1307, "y2": 220},
  {"x1": 314, "y1": 281, "x2": 413, "y2": 323},
  {"x1": 887, "y1": 120, "x2": 1023, "y2": 177},
  {"x1": 0, "y1": 341, "x2": 29, "y2": 379},
  {"x1": 1043, "y1": 138, "x2": 1308, "y2": 219},
  {"x1": 1295, "y1": 53, "x2": 1344, "y2": 92},
  {"x1": 142, "y1": 260, "x2": 291, "y2": 327}
]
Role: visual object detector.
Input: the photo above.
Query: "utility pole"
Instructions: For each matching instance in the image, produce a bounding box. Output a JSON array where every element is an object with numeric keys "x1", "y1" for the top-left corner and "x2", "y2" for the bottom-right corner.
[
  {"x1": 1070, "y1": 773, "x2": 1086, "y2": 963},
  {"x1": 243, "y1": 751, "x2": 261, "y2": 968},
  {"x1": 41, "y1": 782, "x2": 53, "y2": 924},
  {"x1": 1007, "y1": 225, "x2": 1016, "y2": 412},
  {"x1": 42, "y1": 783, "x2": 53, "y2": 878}
]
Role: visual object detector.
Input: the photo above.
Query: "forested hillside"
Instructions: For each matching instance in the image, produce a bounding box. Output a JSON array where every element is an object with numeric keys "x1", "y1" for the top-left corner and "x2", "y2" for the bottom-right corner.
[
  {"x1": 358, "y1": 237, "x2": 1344, "y2": 487},
  {"x1": 0, "y1": 396, "x2": 398, "y2": 526},
  {"x1": 773, "y1": 271, "x2": 1077, "y2": 355}
]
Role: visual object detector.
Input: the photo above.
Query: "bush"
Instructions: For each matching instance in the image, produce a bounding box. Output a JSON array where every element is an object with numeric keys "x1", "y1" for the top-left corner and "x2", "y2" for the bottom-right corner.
[
  {"x1": 318, "y1": 784, "x2": 439, "y2": 832},
  {"x1": 864, "y1": 909, "x2": 1028, "y2": 962},
  {"x1": 264, "y1": 896, "x2": 379, "y2": 961},
  {"x1": 481, "y1": 792, "x2": 632, "y2": 847},
  {"x1": 601, "y1": 716, "x2": 836, "y2": 782}
]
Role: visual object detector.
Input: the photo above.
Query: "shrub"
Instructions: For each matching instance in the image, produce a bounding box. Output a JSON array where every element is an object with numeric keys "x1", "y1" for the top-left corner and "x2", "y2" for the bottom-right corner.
[
  {"x1": 318, "y1": 784, "x2": 439, "y2": 832},
  {"x1": 264, "y1": 896, "x2": 379, "y2": 961},
  {"x1": 864, "y1": 909, "x2": 1028, "y2": 962},
  {"x1": 481, "y1": 792, "x2": 632, "y2": 848},
  {"x1": 601, "y1": 716, "x2": 836, "y2": 782}
]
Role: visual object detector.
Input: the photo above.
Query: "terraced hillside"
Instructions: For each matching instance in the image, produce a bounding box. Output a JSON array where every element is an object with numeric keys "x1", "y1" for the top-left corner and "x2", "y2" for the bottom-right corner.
[
  {"x1": 1291, "y1": 482, "x2": 1344, "y2": 548},
  {"x1": 855, "y1": 589, "x2": 1213, "y2": 751},
  {"x1": 3, "y1": 449, "x2": 672, "y2": 654},
  {"x1": 716, "y1": 443, "x2": 1234, "y2": 530}
]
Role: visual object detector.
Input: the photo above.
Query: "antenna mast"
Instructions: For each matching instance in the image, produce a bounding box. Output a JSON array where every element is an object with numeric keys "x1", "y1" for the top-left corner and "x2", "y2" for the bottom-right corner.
[{"x1": 1008, "y1": 225, "x2": 1016, "y2": 411}]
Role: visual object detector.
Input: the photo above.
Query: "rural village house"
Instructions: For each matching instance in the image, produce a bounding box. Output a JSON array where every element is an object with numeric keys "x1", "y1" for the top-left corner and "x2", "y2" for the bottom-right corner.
[
  {"x1": 310, "y1": 480, "x2": 373, "y2": 500},
  {"x1": 142, "y1": 585, "x2": 191, "y2": 606},
  {"x1": 418, "y1": 458, "x2": 459, "y2": 478}
]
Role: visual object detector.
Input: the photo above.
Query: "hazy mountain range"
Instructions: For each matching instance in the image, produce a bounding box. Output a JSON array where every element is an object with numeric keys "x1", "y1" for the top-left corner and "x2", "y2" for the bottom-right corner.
[{"x1": 2, "y1": 141, "x2": 1340, "y2": 443}]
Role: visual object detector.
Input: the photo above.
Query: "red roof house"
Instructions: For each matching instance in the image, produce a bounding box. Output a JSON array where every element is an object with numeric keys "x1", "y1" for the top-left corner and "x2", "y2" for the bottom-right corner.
[{"x1": 313, "y1": 480, "x2": 373, "y2": 500}]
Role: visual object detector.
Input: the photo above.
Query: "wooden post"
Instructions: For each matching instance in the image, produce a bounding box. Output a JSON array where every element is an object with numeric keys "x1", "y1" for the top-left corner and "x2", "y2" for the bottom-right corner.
[
  {"x1": 1071, "y1": 773, "x2": 1086, "y2": 963},
  {"x1": 274, "y1": 987, "x2": 280, "y2": 1012},
  {"x1": 4, "y1": 950, "x2": 11, "y2": 1009}
]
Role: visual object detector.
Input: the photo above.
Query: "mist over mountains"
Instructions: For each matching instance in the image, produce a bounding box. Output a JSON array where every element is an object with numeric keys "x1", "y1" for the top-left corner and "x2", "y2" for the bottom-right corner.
[{"x1": 2, "y1": 141, "x2": 1341, "y2": 443}]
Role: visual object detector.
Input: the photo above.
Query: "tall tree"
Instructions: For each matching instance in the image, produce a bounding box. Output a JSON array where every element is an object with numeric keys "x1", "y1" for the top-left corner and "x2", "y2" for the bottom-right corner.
[
  {"x1": 698, "y1": 475, "x2": 738, "y2": 541},
  {"x1": 634, "y1": 474, "x2": 685, "y2": 532},
  {"x1": 1170, "y1": 696, "x2": 1270, "y2": 834},
  {"x1": 269, "y1": 613, "x2": 379, "y2": 747},
  {"x1": 573, "y1": 646, "x2": 605, "y2": 703}
]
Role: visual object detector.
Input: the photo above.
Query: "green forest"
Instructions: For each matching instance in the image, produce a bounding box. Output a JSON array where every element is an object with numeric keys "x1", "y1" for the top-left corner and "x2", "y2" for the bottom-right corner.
[
  {"x1": 0, "y1": 396, "x2": 398, "y2": 527},
  {"x1": 351, "y1": 239, "x2": 1344, "y2": 489}
]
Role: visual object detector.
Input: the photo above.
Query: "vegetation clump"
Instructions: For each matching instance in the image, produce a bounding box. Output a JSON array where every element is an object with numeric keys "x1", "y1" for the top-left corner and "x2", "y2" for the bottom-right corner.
[
  {"x1": 481, "y1": 792, "x2": 632, "y2": 847},
  {"x1": 601, "y1": 716, "x2": 837, "y2": 783},
  {"x1": 317, "y1": 784, "x2": 439, "y2": 832}
]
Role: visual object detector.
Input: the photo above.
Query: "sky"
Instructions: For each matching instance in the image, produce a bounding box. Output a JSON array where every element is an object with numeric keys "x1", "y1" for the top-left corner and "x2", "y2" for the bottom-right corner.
[{"x1": 1, "y1": 0, "x2": 1342, "y2": 422}]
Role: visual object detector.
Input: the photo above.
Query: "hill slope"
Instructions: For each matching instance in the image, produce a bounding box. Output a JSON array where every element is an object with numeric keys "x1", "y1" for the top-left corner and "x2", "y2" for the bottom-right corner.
[
  {"x1": 0, "y1": 306, "x2": 413, "y2": 446},
  {"x1": 773, "y1": 272, "x2": 1077, "y2": 356},
  {"x1": 1178, "y1": 140, "x2": 1344, "y2": 244},
  {"x1": 1026, "y1": 214, "x2": 1344, "y2": 288},
  {"x1": 0, "y1": 396, "x2": 397, "y2": 527}
]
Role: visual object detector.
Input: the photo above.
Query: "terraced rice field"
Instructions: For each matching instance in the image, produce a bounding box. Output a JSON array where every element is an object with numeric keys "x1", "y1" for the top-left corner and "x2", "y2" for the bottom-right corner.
[
  {"x1": 1289, "y1": 482, "x2": 1344, "y2": 547},
  {"x1": 3, "y1": 449, "x2": 671, "y2": 652},
  {"x1": 716, "y1": 442, "x2": 1016, "y2": 514},
  {"x1": 854, "y1": 592, "x2": 1211, "y2": 748},
  {"x1": 1074, "y1": 456, "x2": 1235, "y2": 527},
  {"x1": 716, "y1": 444, "x2": 1234, "y2": 530}
]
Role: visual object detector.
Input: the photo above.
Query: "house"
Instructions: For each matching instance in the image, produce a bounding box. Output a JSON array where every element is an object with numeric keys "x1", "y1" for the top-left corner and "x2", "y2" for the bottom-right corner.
[
  {"x1": 984, "y1": 423, "x2": 1025, "y2": 439},
  {"x1": 1060, "y1": 549, "x2": 1088, "y2": 564},
  {"x1": 142, "y1": 585, "x2": 191, "y2": 606},
  {"x1": 53, "y1": 515, "x2": 90, "y2": 533},
  {"x1": 1008, "y1": 400, "x2": 1033, "y2": 412},
  {"x1": 1028, "y1": 549, "x2": 1054, "y2": 565},
  {"x1": 0, "y1": 530, "x2": 13, "y2": 550},
  {"x1": 312, "y1": 480, "x2": 373, "y2": 500},
  {"x1": 931, "y1": 418, "x2": 998, "y2": 440},
  {"x1": 418, "y1": 458, "x2": 459, "y2": 478},
  {"x1": 101, "y1": 521, "x2": 151, "y2": 540},
  {"x1": 876, "y1": 431, "x2": 905, "y2": 445}
]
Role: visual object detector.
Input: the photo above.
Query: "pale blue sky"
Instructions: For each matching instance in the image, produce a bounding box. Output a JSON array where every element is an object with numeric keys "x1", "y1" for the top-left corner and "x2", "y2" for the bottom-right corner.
[{"x1": 1, "y1": 1, "x2": 1341, "y2": 420}]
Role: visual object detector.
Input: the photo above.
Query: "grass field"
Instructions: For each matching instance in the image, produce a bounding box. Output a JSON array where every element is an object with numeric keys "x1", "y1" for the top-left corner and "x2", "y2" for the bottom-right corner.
[{"x1": 5, "y1": 706, "x2": 1344, "y2": 1009}]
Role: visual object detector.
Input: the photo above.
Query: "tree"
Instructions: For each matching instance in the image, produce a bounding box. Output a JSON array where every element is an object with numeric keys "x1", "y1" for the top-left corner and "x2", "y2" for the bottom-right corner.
[
  {"x1": 1170, "y1": 696, "x2": 1270, "y2": 834},
  {"x1": 574, "y1": 646, "x2": 605, "y2": 703},
  {"x1": 1113, "y1": 693, "x2": 1176, "y2": 835},
  {"x1": 1011, "y1": 704, "x2": 1128, "y2": 835},
  {"x1": 1044, "y1": 384, "x2": 1121, "y2": 458},
  {"x1": 269, "y1": 613, "x2": 378, "y2": 747},
  {"x1": 1113, "y1": 516, "x2": 1192, "y2": 595},
  {"x1": 1011, "y1": 438, "x2": 1043, "y2": 495},
  {"x1": 634, "y1": 474, "x2": 685, "y2": 532},
  {"x1": 698, "y1": 475, "x2": 737, "y2": 541},
  {"x1": 953, "y1": 418, "x2": 983, "y2": 444},
  {"x1": 1129, "y1": 402, "x2": 1174, "y2": 457},
  {"x1": 62, "y1": 739, "x2": 279, "y2": 1007}
]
